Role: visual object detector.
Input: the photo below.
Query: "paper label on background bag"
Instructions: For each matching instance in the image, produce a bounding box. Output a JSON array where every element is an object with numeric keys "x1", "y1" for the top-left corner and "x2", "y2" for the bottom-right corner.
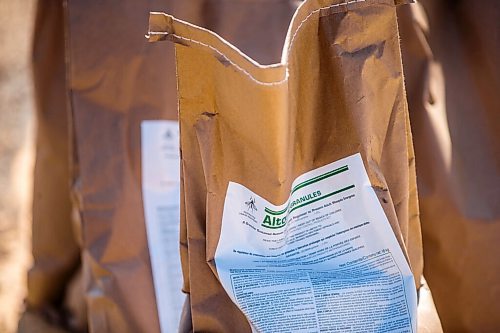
[
  {"x1": 141, "y1": 121, "x2": 184, "y2": 333},
  {"x1": 215, "y1": 153, "x2": 417, "y2": 333}
]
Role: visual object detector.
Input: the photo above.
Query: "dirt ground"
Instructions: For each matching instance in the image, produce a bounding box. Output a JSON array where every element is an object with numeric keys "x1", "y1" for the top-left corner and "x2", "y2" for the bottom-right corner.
[{"x1": 0, "y1": 1, "x2": 37, "y2": 332}]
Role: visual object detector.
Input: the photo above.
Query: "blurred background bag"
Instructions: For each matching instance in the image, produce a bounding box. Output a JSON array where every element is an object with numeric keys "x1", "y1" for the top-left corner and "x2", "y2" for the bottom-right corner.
[
  {"x1": 65, "y1": 1, "x2": 182, "y2": 332},
  {"x1": 398, "y1": 1, "x2": 500, "y2": 331}
]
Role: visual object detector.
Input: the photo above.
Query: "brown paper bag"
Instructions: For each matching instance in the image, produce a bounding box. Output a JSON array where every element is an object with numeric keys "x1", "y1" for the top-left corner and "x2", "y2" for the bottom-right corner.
[
  {"x1": 65, "y1": 1, "x2": 179, "y2": 331},
  {"x1": 398, "y1": 1, "x2": 500, "y2": 331},
  {"x1": 149, "y1": 0, "x2": 441, "y2": 331}
]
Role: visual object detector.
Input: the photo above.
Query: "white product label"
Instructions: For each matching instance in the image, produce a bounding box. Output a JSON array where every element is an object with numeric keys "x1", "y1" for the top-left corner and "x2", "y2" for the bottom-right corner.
[
  {"x1": 215, "y1": 153, "x2": 417, "y2": 333},
  {"x1": 141, "y1": 121, "x2": 184, "y2": 333}
]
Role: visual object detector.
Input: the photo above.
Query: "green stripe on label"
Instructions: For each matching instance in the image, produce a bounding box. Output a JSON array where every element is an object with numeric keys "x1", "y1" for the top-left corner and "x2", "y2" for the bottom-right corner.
[
  {"x1": 264, "y1": 184, "x2": 355, "y2": 216},
  {"x1": 290, "y1": 165, "x2": 348, "y2": 195},
  {"x1": 264, "y1": 165, "x2": 349, "y2": 215},
  {"x1": 288, "y1": 184, "x2": 355, "y2": 214},
  {"x1": 265, "y1": 206, "x2": 288, "y2": 215}
]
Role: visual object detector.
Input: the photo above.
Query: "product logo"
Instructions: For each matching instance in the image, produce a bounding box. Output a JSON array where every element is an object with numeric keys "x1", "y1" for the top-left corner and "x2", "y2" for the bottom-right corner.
[
  {"x1": 261, "y1": 214, "x2": 287, "y2": 229},
  {"x1": 245, "y1": 197, "x2": 258, "y2": 213}
]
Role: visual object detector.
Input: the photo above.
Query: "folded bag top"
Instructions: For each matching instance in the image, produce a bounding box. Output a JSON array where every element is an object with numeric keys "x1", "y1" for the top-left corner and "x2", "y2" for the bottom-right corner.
[{"x1": 148, "y1": 0, "x2": 410, "y2": 84}]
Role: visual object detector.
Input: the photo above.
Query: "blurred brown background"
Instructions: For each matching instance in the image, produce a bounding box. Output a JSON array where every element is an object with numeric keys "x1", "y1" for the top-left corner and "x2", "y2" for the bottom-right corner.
[
  {"x1": 0, "y1": 1, "x2": 498, "y2": 332},
  {"x1": 0, "y1": 1, "x2": 36, "y2": 332}
]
